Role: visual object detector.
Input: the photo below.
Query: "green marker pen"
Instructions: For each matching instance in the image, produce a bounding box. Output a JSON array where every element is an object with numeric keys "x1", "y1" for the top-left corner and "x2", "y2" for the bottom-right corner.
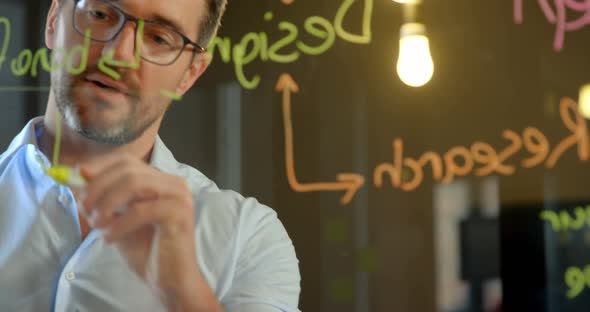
[{"x1": 45, "y1": 165, "x2": 86, "y2": 188}]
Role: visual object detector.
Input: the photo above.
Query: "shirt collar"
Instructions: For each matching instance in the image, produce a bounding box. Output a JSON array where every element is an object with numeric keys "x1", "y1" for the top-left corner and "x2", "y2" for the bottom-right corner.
[
  {"x1": 1, "y1": 117, "x2": 44, "y2": 162},
  {"x1": 148, "y1": 135, "x2": 184, "y2": 174},
  {"x1": 1, "y1": 116, "x2": 184, "y2": 174}
]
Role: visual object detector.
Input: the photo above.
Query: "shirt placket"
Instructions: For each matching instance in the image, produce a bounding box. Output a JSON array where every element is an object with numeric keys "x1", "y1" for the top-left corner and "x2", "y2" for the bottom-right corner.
[{"x1": 52, "y1": 183, "x2": 99, "y2": 312}]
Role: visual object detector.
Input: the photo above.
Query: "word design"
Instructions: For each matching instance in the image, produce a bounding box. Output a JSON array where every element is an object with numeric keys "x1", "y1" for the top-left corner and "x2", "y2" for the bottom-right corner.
[{"x1": 209, "y1": 0, "x2": 373, "y2": 89}]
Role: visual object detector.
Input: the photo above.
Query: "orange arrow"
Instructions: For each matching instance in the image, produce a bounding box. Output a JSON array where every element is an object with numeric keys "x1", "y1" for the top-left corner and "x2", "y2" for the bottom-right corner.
[
  {"x1": 281, "y1": 0, "x2": 295, "y2": 5},
  {"x1": 275, "y1": 73, "x2": 365, "y2": 205}
]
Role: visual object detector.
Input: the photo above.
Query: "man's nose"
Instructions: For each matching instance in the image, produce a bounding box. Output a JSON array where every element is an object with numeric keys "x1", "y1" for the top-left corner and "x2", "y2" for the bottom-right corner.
[{"x1": 102, "y1": 22, "x2": 139, "y2": 64}]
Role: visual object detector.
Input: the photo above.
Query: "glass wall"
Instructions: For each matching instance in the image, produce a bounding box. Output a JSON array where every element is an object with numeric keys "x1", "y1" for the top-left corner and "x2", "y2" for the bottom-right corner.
[{"x1": 2, "y1": 0, "x2": 590, "y2": 311}]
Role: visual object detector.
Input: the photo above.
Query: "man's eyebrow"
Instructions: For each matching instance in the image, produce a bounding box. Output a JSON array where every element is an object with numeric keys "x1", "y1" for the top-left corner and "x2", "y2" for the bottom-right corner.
[
  {"x1": 145, "y1": 14, "x2": 189, "y2": 37},
  {"x1": 108, "y1": 0, "x2": 189, "y2": 37}
]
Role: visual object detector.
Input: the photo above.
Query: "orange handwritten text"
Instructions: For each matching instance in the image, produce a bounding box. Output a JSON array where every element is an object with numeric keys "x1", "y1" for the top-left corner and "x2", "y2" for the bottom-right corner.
[
  {"x1": 276, "y1": 73, "x2": 365, "y2": 205},
  {"x1": 278, "y1": 73, "x2": 588, "y2": 205},
  {"x1": 374, "y1": 97, "x2": 589, "y2": 191}
]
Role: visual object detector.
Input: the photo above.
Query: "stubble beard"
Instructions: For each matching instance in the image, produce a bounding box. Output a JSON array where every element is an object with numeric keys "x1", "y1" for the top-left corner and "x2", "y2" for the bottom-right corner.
[{"x1": 51, "y1": 70, "x2": 156, "y2": 145}]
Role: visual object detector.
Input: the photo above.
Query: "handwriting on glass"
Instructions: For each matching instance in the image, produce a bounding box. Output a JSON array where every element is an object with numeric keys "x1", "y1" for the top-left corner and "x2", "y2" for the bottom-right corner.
[
  {"x1": 374, "y1": 97, "x2": 589, "y2": 191},
  {"x1": 209, "y1": 0, "x2": 374, "y2": 89},
  {"x1": 0, "y1": 17, "x2": 88, "y2": 77},
  {"x1": 541, "y1": 207, "x2": 590, "y2": 300},
  {"x1": 0, "y1": 17, "x2": 180, "y2": 100},
  {"x1": 0, "y1": 17, "x2": 138, "y2": 80},
  {"x1": 565, "y1": 264, "x2": 590, "y2": 299},
  {"x1": 0, "y1": 0, "x2": 375, "y2": 91},
  {"x1": 514, "y1": 0, "x2": 590, "y2": 51},
  {"x1": 540, "y1": 205, "x2": 590, "y2": 232}
]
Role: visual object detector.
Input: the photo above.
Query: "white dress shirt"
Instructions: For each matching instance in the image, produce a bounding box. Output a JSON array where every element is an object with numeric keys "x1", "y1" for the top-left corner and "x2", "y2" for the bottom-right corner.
[{"x1": 0, "y1": 117, "x2": 301, "y2": 311}]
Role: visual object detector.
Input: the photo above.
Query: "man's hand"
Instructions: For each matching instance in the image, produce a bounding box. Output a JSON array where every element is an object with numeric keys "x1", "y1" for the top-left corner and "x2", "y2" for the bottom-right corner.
[{"x1": 79, "y1": 153, "x2": 223, "y2": 311}]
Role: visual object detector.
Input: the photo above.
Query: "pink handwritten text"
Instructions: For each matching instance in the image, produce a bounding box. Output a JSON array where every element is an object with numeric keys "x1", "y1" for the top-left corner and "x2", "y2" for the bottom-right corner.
[{"x1": 514, "y1": 0, "x2": 590, "y2": 51}]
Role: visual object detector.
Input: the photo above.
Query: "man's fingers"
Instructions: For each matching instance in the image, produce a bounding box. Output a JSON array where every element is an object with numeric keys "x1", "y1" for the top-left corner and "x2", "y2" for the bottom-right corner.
[
  {"x1": 91, "y1": 173, "x2": 190, "y2": 228},
  {"x1": 103, "y1": 197, "x2": 193, "y2": 242},
  {"x1": 82, "y1": 158, "x2": 138, "y2": 213}
]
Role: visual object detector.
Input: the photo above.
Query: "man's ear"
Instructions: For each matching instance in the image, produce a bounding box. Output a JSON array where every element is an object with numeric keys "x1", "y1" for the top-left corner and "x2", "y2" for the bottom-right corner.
[
  {"x1": 175, "y1": 53, "x2": 210, "y2": 96},
  {"x1": 45, "y1": 0, "x2": 61, "y2": 50}
]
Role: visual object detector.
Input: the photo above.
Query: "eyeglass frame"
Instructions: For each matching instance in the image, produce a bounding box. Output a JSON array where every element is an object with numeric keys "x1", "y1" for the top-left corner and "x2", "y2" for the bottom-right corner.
[{"x1": 71, "y1": 0, "x2": 207, "y2": 66}]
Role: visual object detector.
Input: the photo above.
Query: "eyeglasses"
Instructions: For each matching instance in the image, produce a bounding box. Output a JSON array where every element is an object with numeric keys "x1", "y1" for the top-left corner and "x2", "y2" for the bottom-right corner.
[{"x1": 72, "y1": 0, "x2": 206, "y2": 66}]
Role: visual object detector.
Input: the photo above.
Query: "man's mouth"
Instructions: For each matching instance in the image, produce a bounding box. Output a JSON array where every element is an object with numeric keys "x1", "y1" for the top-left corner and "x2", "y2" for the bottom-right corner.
[
  {"x1": 85, "y1": 74, "x2": 131, "y2": 95},
  {"x1": 90, "y1": 80, "x2": 120, "y2": 92}
]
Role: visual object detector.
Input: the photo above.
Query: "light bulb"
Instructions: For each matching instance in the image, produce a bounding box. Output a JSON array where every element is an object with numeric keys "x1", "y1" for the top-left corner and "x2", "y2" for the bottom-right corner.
[
  {"x1": 578, "y1": 84, "x2": 590, "y2": 119},
  {"x1": 396, "y1": 23, "x2": 434, "y2": 87}
]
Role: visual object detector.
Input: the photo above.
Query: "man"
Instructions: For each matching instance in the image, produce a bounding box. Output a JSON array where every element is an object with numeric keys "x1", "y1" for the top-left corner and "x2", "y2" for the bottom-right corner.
[{"x1": 0, "y1": 0, "x2": 301, "y2": 311}]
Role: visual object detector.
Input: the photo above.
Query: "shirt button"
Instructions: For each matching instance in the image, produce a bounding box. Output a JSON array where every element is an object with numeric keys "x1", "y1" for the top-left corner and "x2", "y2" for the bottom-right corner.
[{"x1": 64, "y1": 271, "x2": 76, "y2": 281}]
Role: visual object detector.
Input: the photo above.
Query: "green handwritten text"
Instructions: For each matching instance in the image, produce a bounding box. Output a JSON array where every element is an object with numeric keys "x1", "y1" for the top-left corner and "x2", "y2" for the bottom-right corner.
[
  {"x1": 565, "y1": 264, "x2": 590, "y2": 299},
  {"x1": 0, "y1": 20, "x2": 92, "y2": 78},
  {"x1": 208, "y1": 0, "x2": 374, "y2": 90},
  {"x1": 0, "y1": 17, "x2": 10, "y2": 71},
  {"x1": 540, "y1": 205, "x2": 590, "y2": 232}
]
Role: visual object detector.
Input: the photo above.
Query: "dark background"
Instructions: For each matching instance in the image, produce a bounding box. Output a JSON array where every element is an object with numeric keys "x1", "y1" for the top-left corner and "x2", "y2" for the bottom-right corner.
[{"x1": 2, "y1": 0, "x2": 590, "y2": 311}]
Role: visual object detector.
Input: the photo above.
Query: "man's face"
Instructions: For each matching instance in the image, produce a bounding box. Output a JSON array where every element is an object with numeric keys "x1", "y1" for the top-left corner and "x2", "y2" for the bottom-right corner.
[{"x1": 46, "y1": 0, "x2": 207, "y2": 144}]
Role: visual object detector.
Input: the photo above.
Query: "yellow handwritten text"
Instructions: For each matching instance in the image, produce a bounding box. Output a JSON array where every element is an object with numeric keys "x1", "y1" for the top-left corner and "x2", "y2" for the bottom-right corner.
[
  {"x1": 0, "y1": 18, "x2": 92, "y2": 78},
  {"x1": 0, "y1": 17, "x2": 10, "y2": 72},
  {"x1": 565, "y1": 264, "x2": 590, "y2": 299},
  {"x1": 540, "y1": 205, "x2": 590, "y2": 233},
  {"x1": 208, "y1": 0, "x2": 373, "y2": 89}
]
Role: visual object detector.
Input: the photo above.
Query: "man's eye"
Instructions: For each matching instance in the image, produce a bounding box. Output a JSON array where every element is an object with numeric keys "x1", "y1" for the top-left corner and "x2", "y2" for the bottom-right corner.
[
  {"x1": 150, "y1": 35, "x2": 172, "y2": 46},
  {"x1": 152, "y1": 35, "x2": 167, "y2": 45},
  {"x1": 90, "y1": 10, "x2": 109, "y2": 20}
]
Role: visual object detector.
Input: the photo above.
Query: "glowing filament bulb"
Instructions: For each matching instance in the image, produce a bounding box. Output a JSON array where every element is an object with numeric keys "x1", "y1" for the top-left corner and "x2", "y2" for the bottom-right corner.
[
  {"x1": 579, "y1": 84, "x2": 590, "y2": 119},
  {"x1": 396, "y1": 23, "x2": 434, "y2": 87}
]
